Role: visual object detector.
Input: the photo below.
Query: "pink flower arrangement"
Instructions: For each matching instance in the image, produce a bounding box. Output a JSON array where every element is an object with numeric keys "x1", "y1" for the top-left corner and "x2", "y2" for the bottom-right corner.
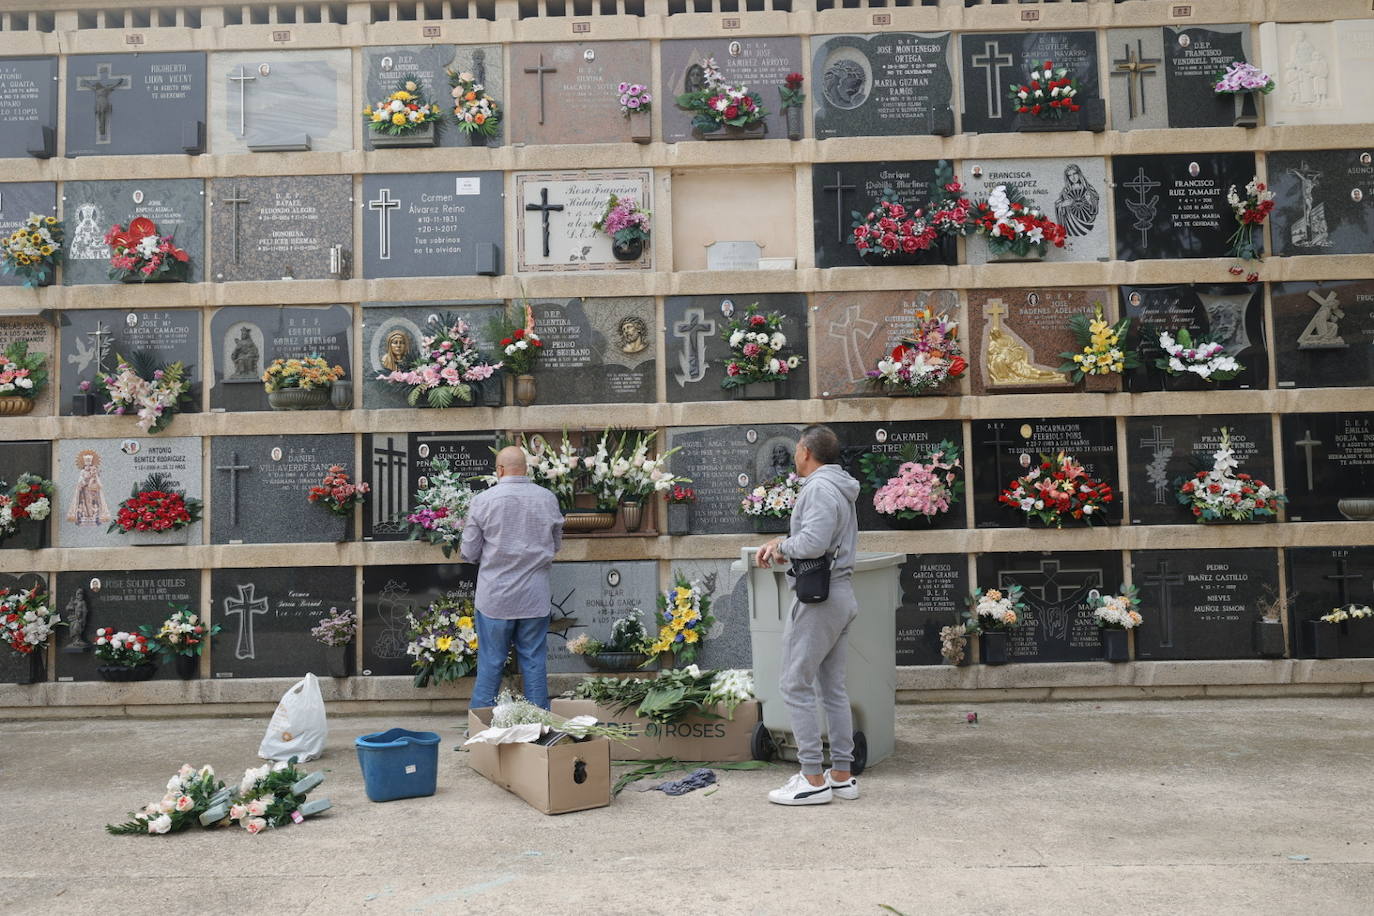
[
  {"x1": 871, "y1": 441, "x2": 963, "y2": 523},
  {"x1": 105, "y1": 217, "x2": 190, "y2": 283},
  {"x1": 307, "y1": 465, "x2": 369, "y2": 517},
  {"x1": 376, "y1": 313, "x2": 500, "y2": 408},
  {"x1": 593, "y1": 194, "x2": 651, "y2": 247},
  {"x1": 618, "y1": 81, "x2": 653, "y2": 114}
]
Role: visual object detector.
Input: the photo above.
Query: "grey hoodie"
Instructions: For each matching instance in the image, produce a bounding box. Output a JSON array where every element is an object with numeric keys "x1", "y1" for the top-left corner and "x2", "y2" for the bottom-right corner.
[{"x1": 779, "y1": 463, "x2": 860, "y2": 582}]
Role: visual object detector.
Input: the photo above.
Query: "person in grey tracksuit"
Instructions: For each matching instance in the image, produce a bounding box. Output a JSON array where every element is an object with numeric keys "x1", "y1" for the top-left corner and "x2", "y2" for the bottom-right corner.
[{"x1": 756, "y1": 424, "x2": 861, "y2": 806}]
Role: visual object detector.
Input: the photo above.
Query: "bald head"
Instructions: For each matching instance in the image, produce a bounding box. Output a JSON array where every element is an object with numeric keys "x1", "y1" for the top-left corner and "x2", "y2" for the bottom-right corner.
[{"x1": 495, "y1": 446, "x2": 528, "y2": 477}]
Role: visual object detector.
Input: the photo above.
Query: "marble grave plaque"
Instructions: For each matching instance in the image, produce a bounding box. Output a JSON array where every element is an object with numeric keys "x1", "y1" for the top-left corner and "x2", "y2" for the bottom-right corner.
[
  {"x1": 1132, "y1": 548, "x2": 1278, "y2": 660},
  {"x1": 0, "y1": 182, "x2": 57, "y2": 287},
  {"x1": 61, "y1": 179, "x2": 205, "y2": 286},
  {"x1": 835, "y1": 420, "x2": 966, "y2": 533},
  {"x1": 65, "y1": 53, "x2": 206, "y2": 157},
  {"x1": 515, "y1": 170, "x2": 653, "y2": 272},
  {"x1": 1259, "y1": 20, "x2": 1374, "y2": 127},
  {"x1": 1286, "y1": 547, "x2": 1374, "y2": 658},
  {"x1": 811, "y1": 290, "x2": 961, "y2": 399},
  {"x1": 1281, "y1": 412, "x2": 1374, "y2": 523},
  {"x1": 974, "y1": 550, "x2": 1124, "y2": 663},
  {"x1": 528, "y1": 297, "x2": 655, "y2": 405},
  {"x1": 1272, "y1": 279, "x2": 1374, "y2": 388},
  {"x1": 209, "y1": 434, "x2": 354, "y2": 545},
  {"x1": 970, "y1": 418, "x2": 1118, "y2": 529},
  {"x1": 811, "y1": 32, "x2": 955, "y2": 139},
  {"x1": 663, "y1": 294, "x2": 810, "y2": 403},
  {"x1": 210, "y1": 50, "x2": 352, "y2": 154},
  {"x1": 361, "y1": 563, "x2": 478, "y2": 677},
  {"x1": 546, "y1": 561, "x2": 658, "y2": 674},
  {"x1": 364, "y1": 44, "x2": 504, "y2": 149},
  {"x1": 661, "y1": 36, "x2": 803, "y2": 143},
  {"x1": 967, "y1": 287, "x2": 1115, "y2": 396},
  {"x1": 0, "y1": 316, "x2": 54, "y2": 415},
  {"x1": 959, "y1": 31, "x2": 1101, "y2": 134},
  {"x1": 1268, "y1": 149, "x2": 1374, "y2": 258},
  {"x1": 53, "y1": 570, "x2": 198, "y2": 682},
  {"x1": 208, "y1": 305, "x2": 352, "y2": 412},
  {"x1": 666, "y1": 424, "x2": 804, "y2": 535},
  {"x1": 896, "y1": 554, "x2": 968, "y2": 666},
  {"x1": 961, "y1": 157, "x2": 1109, "y2": 264},
  {"x1": 670, "y1": 559, "x2": 751, "y2": 670},
  {"x1": 210, "y1": 567, "x2": 358, "y2": 679},
  {"x1": 0, "y1": 57, "x2": 57, "y2": 158},
  {"x1": 0, "y1": 440, "x2": 51, "y2": 550},
  {"x1": 1107, "y1": 26, "x2": 1251, "y2": 131},
  {"x1": 0, "y1": 574, "x2": 47, "y2": 682},
  {"x1": 812, "y1": 160, "x2": 956, "y2": 269},
  {"x1": 510, "y1": 42, "x2": 650, "y2": 146},
  {"x1": 1124, "y1": 414, "x2": 1275, "y2": 527},
  {"x1": 362, "y1": 431, "x2": 498, "y2": 542},
  {"x1": 55, "y1": 437, "x2": 202, "y2": 549},
  {"x1": 209, "y1": 176, "x2": 352, "y2": 282},
  {"x1": 361, "y1": 301, "x2": 505, "y2": 409},
  {"x1": 1119, "y1": 283, "x2": 1267, "y2": 391},
  {"x1": 361, "y1": 172, "x2": 504, "y2": 279},
  {"x1": 58, "y1": 309, "x2": 201, "y2": 415},
  {"x1": 1111, "y1": 152, "x2": 1256, "y2": 261}
]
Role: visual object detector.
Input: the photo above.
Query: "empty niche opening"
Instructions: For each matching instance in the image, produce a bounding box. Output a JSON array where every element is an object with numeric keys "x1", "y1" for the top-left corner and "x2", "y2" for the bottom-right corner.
[
  {"x1": 622, "y1": 0, "x2": 645, "y2": 14},
  {"x1": 276, "y1": 5, "x2": 298, "y2": 23},
  {"x1": 692, "y1": 0, "x2": 711, "y2": 11},
  {"x1": 249, "y1": 5, "x2": 270, "y2": 25},
  {"x1": 128, "y1": 8, "x2": 150, "y2": 28},
  {"x1": 369, "y1": 2, "x2": 389, "y2": 21},
  {"x1": 223, "y1": 7, "x2": 242, "y2": 25},
  {"x1": 329, "y1": 3, "x2": 348, "y2": 22},
  {"x1": 572, "y1": 0, "x2": 592, "y2": 15},
  {"x1": 671, "y1": 167, "x2": 798, "y2": 272},
  {"x1": 421, "y1": 0, "x2": 443, "y2": 18},
  {"x1": 303, "y1": 4, "x2": 322, "y2": 21},
  {"x1": 104, "y1": 9, "x2": 126, "y2": 27},
  {"x1": 3, "y1": 12, "x2": 27, "y2": 30},
  {"x1": 395, "y1": 2, "x2": 417, "y2": 20},
  {"x1": 546, "y1": 0, "x2": 567, "y2": 15},
  {"x1": 667, "y1": 0, "x2": 686, "y2": 12},
  {"x1": 719, "y1": 0, "x2": 739, "y2": 11}
]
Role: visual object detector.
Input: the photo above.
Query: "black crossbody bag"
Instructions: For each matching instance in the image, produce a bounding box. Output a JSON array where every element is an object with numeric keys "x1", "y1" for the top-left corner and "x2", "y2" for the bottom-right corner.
[{"x1": 787, "y1": 552, "x2": 834, "y2": 604}]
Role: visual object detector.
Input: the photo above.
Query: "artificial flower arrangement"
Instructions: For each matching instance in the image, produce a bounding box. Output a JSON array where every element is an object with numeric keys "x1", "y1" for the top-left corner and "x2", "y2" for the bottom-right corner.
[
  {"x1": 140, "y1": 604, "x2": 220, "y2": 659},
  {"x1": 0, "y1": 473, "x2": 53, "y2": 541},
  {"x1": 851, "y1": 161, "x2": 969, "y2": 259},
  {"x1": 1156, "y1": 328, "x2": 1243, "y2": 382},
  {"x1": 1225, "y1": 176, "x2": 1275, "y2": 276},
  {"x1": 618, "y1": 80, "x2": 653, "y2": 115},
  {"x1": 105, "y1": 217, "x2": 189, "y2": 282},
  {"x1": 592, "y1": 194, "x2": 651, "y2": 250},
  {"x1": 1320, "y1": 604, "x2": 1374, "y2": 624},
  {"x1": 969, "y1": 184, "x2": 1068, "y2": 259},
  {"x1": 963, "y1": 586, "x2": 1025, "y2": 633},
  {"x1": 363, "y1": 74, "x2": 443, "y2": 135},
  {"x1": 498, "y1": 304, "x2": 543, "y2": 376},
  {"x1": 778, "y1": 71, "x2": 805, "y2": 109},
  {"x1": 377, "y1": 314, "x2": 500, "y2": 408},
  {"x1": 664, "y1": 484, "x2": 696, "y2": 505},
  {"x1": 999, "y1": 452, "x2": 1115, "y2": 527},
  {"x1": 939, "y1": 623, "x2": 970, "y2": 664},
  {"x1": 1, "y1": 213, "x2": 63, "y2": 287},
  {"x1": 1213, "y1": 61, "x2": 1275, "y2": 96},
  {"x1": 1176, "y1": 427, "x2": 1284, "y2": 523},
  {"x1": 510, "y1": 432, "x2": 582, "y2": 511},
  {"x1": 0, "y1": 586, "x2": 60, "y2": 656},
  {"x1": 859, "y1": 440, "x2": 964, "y2": 525},
  {"x1": 1010, "y1": 60, "x2": 1080, "y2": 119},
  {"x1": 446, "y1": 69, "x2": 501, "y2": 138},
  {"x1": 721, "y1": 303, "x2": 802, "y2": 390},
  {"x1": 567, "y1": 608, "x2": 650, "y2": 661},
  {"x1": 105, "y1": 760, "x2": 329, "y2": 837},
  {"x1": 573, "y1": 665, "x2": 756, "y2": 724},
  {"x1": 1057, "y1": 305, "x2": 1138, "y2": 382},
  {"x1": 0, "y1": 340, "x2": 48, "y2": 402},
  {"x1": 94, "y1": 628, "x2": 155, "y2": 668},
  {"x1": 307, "y1": 465, "x2": 369, "y2": 517},
  {"x1": 739, "y1": 472, "x2": 802, "y2": 521},
  {"x1": 405, "y1": 457, "x2": 475, "y2": 558},
  {"x1": 644, "y1": 575, "x2": 716, "y2": 666},
  {"x1": 108, "y1": 473, "x2": 203, "y2": 536},
  {"x1": 676, "y1": 57, "x2": 767, "y2": 134},
  {"x1": 97, "y1": 354, "x2": 192, "y2": 434},
  {"x1": 483, "y1": 689, "x2": 632, "y2": 741},
  {"x1": 1091, "y1": 586, "x2": 1143, "y2": 629},
  {"x1": 586, "y1": 430, "x2": 687, "y2": 507},
  {"x1": 262, "y1": 355, "x2": 344, "y2": 393},
  {"x1": 311, "y1": 607, "x2": 356, "y2": 647},
  {"x1": 406, "y1": 595, "x2": 479, "y2": 687},
  {"x1": 106, "y1": 764, "x2": 229, "y2": 836},
  {"x1": 866, "y1": 308, "x2": 967, "y2": 395}
]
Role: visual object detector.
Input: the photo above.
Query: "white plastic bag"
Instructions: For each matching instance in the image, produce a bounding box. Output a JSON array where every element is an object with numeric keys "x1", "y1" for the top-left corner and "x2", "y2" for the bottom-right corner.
[{"x1": 258, "y1": 673, "x2": 328, "y2": 762}]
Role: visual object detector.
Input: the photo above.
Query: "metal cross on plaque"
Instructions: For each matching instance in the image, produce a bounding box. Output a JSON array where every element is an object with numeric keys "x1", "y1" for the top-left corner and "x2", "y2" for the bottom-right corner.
[
  {"x1": 525, "y1": 187, "x2": 564, "y2": 259},
  {"x1": 1294, "y1": 428, "x2": 1323, "y2": 491},
  {"x1": 220, "y1": 186, "x2": 250, "y2": 264},
  {"x1": 523, "y1": 53, "x2": 558, "y2": 126},
  {"x1": 369, "y1": 188, "x2": 401, "y2": 260},
  {"x1": 228, "y1": 64, "x2": 258, "y2": 137},
  {"x1": 1112, "y1": 40, "x2": 1160, "y2": 120},
  {"x1": 821, "y1": 170, "x2": 857, "y2": 245},
  {"x1": 77, "y1": 62, "x2": 132, "y2": 145}
]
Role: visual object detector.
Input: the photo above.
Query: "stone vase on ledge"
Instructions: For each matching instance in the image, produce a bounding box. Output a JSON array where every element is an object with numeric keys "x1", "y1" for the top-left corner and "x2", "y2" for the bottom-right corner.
[
  {"x1": 127, "y1": 526, "x2": 192, "y2": 547},
  {"x1": 980, "y1": 631, "x2": 1009, "y2": 665},
  {"x1": 665, "y1": 502, "x2": 692, "y2": 536},
  {"x1": 370, "y1": 122, "x2": 438, "y2": 148},
  {"x1": 1100, "y1": 628, "x2": 1129, "y2": 662},
  {"x1": 702, "y1": 122, "x2": 766, "y2": 141}
]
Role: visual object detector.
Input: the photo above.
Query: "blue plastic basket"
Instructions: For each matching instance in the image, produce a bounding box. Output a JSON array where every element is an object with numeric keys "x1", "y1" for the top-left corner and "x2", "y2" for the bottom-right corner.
[{"x1": 355, "y1": 728, "x2": 441, "y2": 802}]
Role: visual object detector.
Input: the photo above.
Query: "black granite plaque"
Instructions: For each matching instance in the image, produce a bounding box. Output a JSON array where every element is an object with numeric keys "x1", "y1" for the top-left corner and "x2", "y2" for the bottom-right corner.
[
  {"x1": 1132, "y1": 548, "x2": 1278, "y2": 660},
  {"x1": 362, "y1": 431, "x2": 498, "y2": 541},
  {"x1": 61, "y1": 178, "x2": 206, "y2": 286},
  {"x1": 53, "y1": 570, "x2": 198, "y2": 682},
  {"x1": 1120, "y1": 283, "x2": 1267, "y2": 391},
  {"x1": 65, "y1": 53, "x2": 206, "y2": 158},
  {"x1": 1269, "y1": 149, "x2": 1374, "y2": 258},
  {"x1": 666, "y1": 424, "x2": 804, "y2": 535},
  {"x1": 1273, "y1": 280, "x2": 1374, "y2": 388},
  {"x1": 361, "y1": 563, "x2": 477, "y2": 676},
  {"x1": 1111, "y1": 152, "x2": 1257, "y2": 261},
  {"x1": 210, "y1": 567, "x2": 357, "y2": 678},
  {"x1": 1286, "y1": 547, "x2": 1374, "y2": 658},
  {"x1": 1161, "y1": 26, "x2": 1249, "y2": 129},
  {"x1": 974, "y1": 551, "x2": 1124, "y2": 663},
  {"x1": 0, "y1": 440, "x2": 52, "y2": 551},
  {"x1": 663, "y1": 294, "x2": 810, "y2": 403},
  {"x1": 970, "y1": 418, "x2": 1118, "y2": 529},
  {"x1": 208, "y1": 305, "x2": 352, "y2": 412},
  {"x1": 57, "y1": 309, "x2": 202, "y2": 415},
  {"x1": 960, "y1": 31, "x2": 1100, "y2": 134},
  {"x1": 812, "y1": 160, "x2": 956, "y2": 269},
  {"x1": 546, "y1": 561, "x2": 659, "y2": 674},
  {"x1": 1281, "y1": 412, "x2": 1374, "y2": 523},
  {"x1": 361, "y1": 302, "x2": 506, "y2": 410},
  {"x1": 0, "y1": 57, "x2": 57, "y2": 159},
  {"x1": 834, "y1": 420, "x2": 965, "y2": 532},
  {"x1": 1124, "y1": 414, "x2": 1275, "y2": 527},
  {"x1": 361, "y1": 172, "x2": 504, "y2": 279},
  {"x1": 210, "y1": 435, "x2": 355, "y2": 545},
  {"x1": 812, "y1": 32, "x2": 954, "y2": 139},
  {"x1": 0, "y1": 573, "x2": 47, "y2": 683},
  {"x1": 529, "y1": 297, "x2": 655, "y2": 405},
  {"x1": 896, "y1": 553, "x2": 968, "y2": 666}
]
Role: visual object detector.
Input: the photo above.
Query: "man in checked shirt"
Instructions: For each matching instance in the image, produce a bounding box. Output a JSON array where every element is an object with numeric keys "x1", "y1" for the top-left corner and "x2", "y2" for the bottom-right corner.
[{"x1": 461, "y1": 446, "x2": 565, "y2": 710}]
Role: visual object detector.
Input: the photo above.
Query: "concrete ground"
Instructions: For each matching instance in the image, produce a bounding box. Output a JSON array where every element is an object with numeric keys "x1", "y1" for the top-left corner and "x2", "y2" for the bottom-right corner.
[{"x1": 2, "y1": 699, "x2": 1372, "y2": 916}]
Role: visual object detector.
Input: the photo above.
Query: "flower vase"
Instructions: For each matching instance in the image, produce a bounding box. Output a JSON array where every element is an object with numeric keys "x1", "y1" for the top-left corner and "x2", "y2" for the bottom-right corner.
[
  {"x1": 317, "y1": 510, "x2": 349, "y2": 543},
  {"x1": 751, "y1": 515, "x2": 790, "y2": 535},
  {"x1": 629, "y1": 117, "x2": 651, "y2": 144},
  {"x1": 0, "y1": 395, "x2": 35, "y2": 416},
  {"x1": 0, "y1": 521, "x2": 47, "y2": 550},
  {"x1": 1336, "y1": 498, "x2": 1374, "y2": 521},
  {"x1": 562, "y1": 509, "x2": 618, "y2": 532},
  {"x1": 15, "y1": 651, "x2": 45, "y2": 684},
  {"x1": 173, "y1": 653, "x2": 198, "y2": 680},
  {"x1": 324, "y1": 644, "x2": 350, "y2": 678},
  {"x1": 479, "y1": 377, "x2": 504, "y2": 407},
  {"x1": 586, "y1": 651, "x2": 650, "y2": 672},
  {"x1": 127, "y1": 526, "x2": 191, "y2": 546},
  {"x1": 980, "y1": 631, "x2": 1009, "y2": 666},
  {"x1": 1234, "y1": 91, "x2": 1260, "y2": 129},
  {"x1": 666, "y1": 502, "x2": 692, "y2": 536},
  {"x1": 702, "y1": 122, "x2": 766, "y2": 141},
  {"x1": 785, "y1": 106, "x2": 802, "y2": 141},
  {"x1": 1100, "y1": 629, "x2": 1129, "y2": 663},
  {"x1": 1304, "y1": 620, "x2": 1339, "y2": 659},
  {"x1": 879, "y1": 513, "x2": 928, "y2": 531},
  {"x1": 619, "y1": 499, "x2": 645, "y2": 533},
  {"x1": 731, "y1": 380, "x2": 786, "y2": 400},
  {"x1": 98, "y1": 663, "x2": 158, "y2": 682},
  {"x1": 371, "y1": 122, "x2": 438, "y2": 148},
  {"x1": 1254, "y1": 618, "x2": 1286, "y2": 658},
  {"x1": 330, "y1": 381, "x2": 353, "y2": 410},
  {"x1": 268, "y1": 387, "x2": 330, "y2": 410},
  {"x1": 468, "y1": 131, "x2": 488, "y2": 147},
  {"x1": 612, "y1": 237, "x2": 645, "y2": 262},
  {"x1": 988, "y1": 248, "x2": 1046, "y2": 263},
  {"x1": 514, "y1": 374, "x2": 537, "y2": 407}
]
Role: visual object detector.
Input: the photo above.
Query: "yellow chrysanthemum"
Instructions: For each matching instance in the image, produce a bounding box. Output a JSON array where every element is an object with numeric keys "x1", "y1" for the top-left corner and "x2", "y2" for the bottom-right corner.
[
  {"x1": 682, "y1": 629, "x2": 699, "y2": 643},
  {"x1": 435, "y1": 635, "x2": 453, "y2": 652},
  {"x1": 458, "y1": 616, "x2": 473, "y2": 629}
]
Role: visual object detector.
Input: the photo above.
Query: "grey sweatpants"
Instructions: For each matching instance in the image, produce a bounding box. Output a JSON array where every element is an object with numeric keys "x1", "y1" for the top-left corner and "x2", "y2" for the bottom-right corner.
[{"x1": 778, "y1": 579, "x2": 859, "y2": 776}]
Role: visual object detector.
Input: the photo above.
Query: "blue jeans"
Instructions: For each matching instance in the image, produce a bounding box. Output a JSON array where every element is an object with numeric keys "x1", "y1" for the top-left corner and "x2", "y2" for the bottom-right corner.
[{"x1": 471, "y1": 612, "x2": 551, "y2": 710}]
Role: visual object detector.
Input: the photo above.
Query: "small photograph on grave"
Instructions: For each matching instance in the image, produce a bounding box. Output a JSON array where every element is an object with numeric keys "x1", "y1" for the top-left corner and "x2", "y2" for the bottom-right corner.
[
  {"x1": 897, "y1": 554, "x2": 970, "y2": 666},
  {"x1": 61, "y1": 179, "x2": 205, "y2": 286},
  {"x1": 672, "y1": 168, "x2": 797, "y2": 272},
  {"x1": 515, "y1": 170, "x2": 654, "y2": 272},
  {"x1": 363, "y1": 45, "x2": 503, "y2": 150},
  {"x1": 667, "y1": 424, "x2": 804, "y2": 537},
  {"x1": 961, "y1": 158, "x2": 1110, "y2": 265},
  {"x1": 0, "y1": 573, "x2": 49, "y2": 683},
  {"x1": 812, "y1": 160, "x2": 958, "y2": 269},
  {"x1": 1111, "y1": 152, "x2": 1257, "y2": 261},
  {"x1": 0, "y1": 57, "x2": 58, "y2": 159},
  {"x1": 959, "y1": 31, "x2": 1102, "y2": 135},
  {"x1": 65, "y1": 53, "x2": 206, "y2": 157},
  {"x1": 209, "y1": 434, "x2": 355, "y2": 545},
  {"x1": 209, "y1": 50, "x2": 352, "y2": 154},
  {"x1": 1259, "y1": 20, "x2": 1374, "y2": 127},
  {"x1": 669, "y1": 559, "x2": 751, "y2": 670},
  {"x1": 1124, "y1": 414, "x2": 1276, "y2": 527},
  {"x1": 1107, "y1": 26, "x2": 1253, "y2": 131},
  {"x1": 510, "y1": 41, "x2": 650, "y2": 146},
  {"x1": 812, "y1": 32, "x2": 955, "y2": 139},
  {"x1": 547, "y1": 561, "x2": 658, "y2": 674},
  {"x1": 525, "y1": 297, "x2": 655, "y2": 405},
  {"x1": 663, "y1": 294, "x2": 810, "y2": 403},
  {"x1": 834, "y1": 421, "x2": 966, "y2": 533},
  {"x1": 1281, "y1": 412, "x2": 1374, "y2": 523},
  {"x1": 362, "y1": 301, "x2": 505, "y2": 409},
  {"x1": 0, "y1": 311, "x2": 55, "y2": 415},
  {"x1": 1272, "y1": 279, "x2": 1374, "y2": 388},
  {"x1": 966, "y1": 287, "x2": 1119, "y2": 396},
  {"x1": 1268, "y1": 149, "x2": 1374, "y2": 258},
  {"x1": 1132, "y1": 548, "x2": 1279, "y2": 661},
  {"x1": 55, "y1": 437, "x2": 202, "y2": 550},
  {"x1": 812, "y1": 290, "x2": 963, "y2": 399},
  {"x1": 0, "y1": 440, "x2": 53, "y2": 551},
  {"x1": 209, "y1": 176, "x2": 352, "y2": 283},
  {"x1": 973, "y1": 550, "x2": 1124, "y2": 663},
  {"x1": 0, "y1": 182, "x2": 59, "y2": 288},
  {"x1": 361, "y1": 172, "x2": 503, "y2": 279},
  {"x1": 361, "y1": 563, "x2": 477, "y2": 677},
  {"x1": 53, "y1": 569, "x2": 198, "y2": 682},
  {"x1": 210, "y1": 567, "x2": 358, "y2": 679},
  {"x1": 208, "y1": 305, "x2": 352, "y2": 412},
  {"x1": 1286, "y1": 547, "x2": 1374, "y2": 658},
  {"x1": 970, "y1": 418, "x2": 1118, "y2": 529},
  {"x1": 362, "y1": 431, "x2": 498, "y2": 543},
  {"x1": 661, "y1": 36, "x2": 803, "y2": 142},
  {"x1": 1119, "y1": 283, "x2": 1268, "y2": 391},
  {"x1": 57, "y1": 309, "x2": 201, "y2": 422}
]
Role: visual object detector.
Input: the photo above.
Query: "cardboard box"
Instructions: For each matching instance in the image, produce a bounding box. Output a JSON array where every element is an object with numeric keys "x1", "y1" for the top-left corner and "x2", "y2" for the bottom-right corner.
[
  {"x1": 551, "y1": 699, "x2": 761, "y2": 762},
  {"x1": 465, "y1": 708, "x2": 611, "y2": 815}
]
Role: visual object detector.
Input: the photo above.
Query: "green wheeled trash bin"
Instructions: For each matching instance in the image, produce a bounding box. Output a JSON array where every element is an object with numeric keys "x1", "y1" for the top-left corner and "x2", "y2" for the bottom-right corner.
[{"x1": 733, "y1": 549, "x2": 903, "y2": 775}]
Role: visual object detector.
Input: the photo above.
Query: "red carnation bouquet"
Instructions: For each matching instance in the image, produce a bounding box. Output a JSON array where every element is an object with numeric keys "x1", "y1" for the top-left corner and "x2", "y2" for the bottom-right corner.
[
  {"x1": 1009, "y1": 60, "x2": 1081, "y2": 119},
  {"x1": 999, "y1": 452, "x2": 1114, "y2": 527},
  {"x1": 108, "y1": 473, "x2": 202, "y2": 535},
  {"x1": 307, "y1": 465, "x2": 370, "y2": 517},
  {"x1": 499, "y1": 304, "x2": 544, "y2": 375},
  {"x1": 106, "y1": 217, "x2": 190, "y2": 283}
]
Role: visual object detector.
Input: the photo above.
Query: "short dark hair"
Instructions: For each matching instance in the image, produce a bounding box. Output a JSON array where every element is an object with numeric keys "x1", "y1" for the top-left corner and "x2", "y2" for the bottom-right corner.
[{"x1": 799, "y1": 425, "x2": 841, "y2": 464}]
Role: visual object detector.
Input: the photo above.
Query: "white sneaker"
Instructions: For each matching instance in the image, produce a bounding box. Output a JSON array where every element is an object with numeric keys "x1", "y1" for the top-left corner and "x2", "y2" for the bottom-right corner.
[
  {"x1": 825, "y1": 769, "x2": 859, "y2": 800},
  {"x1": 767, "y1": 772, "x2": 833, "y2": 806}
]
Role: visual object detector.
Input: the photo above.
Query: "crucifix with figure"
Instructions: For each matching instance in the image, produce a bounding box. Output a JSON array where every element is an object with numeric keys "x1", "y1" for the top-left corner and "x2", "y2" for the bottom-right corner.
[
  {"x1": 971, "y1": 41, "x2": 1014, "y2": 119},
  {"x1": 224, "y1": 583, "x2": 269, "y2": 660},
  {"x1": 1112, "y1": 40, "x2": 1160, "y2": 120},
  {"x1": 77, "y1": 63, "x2": 132, "y2": 145},
  {"x1": 220, "y1": 187, "x2": 250, "y2": 264},
  {"x1": 523, "y1": 53, "x2": 558, "y2": 126},
  {"x1": 228, "y1": 65, "x2": 258, "y2": 137},
  {"x1": 821, "y1": 170, "x2": 856, "y2": 245},
  {"x1": 1143, "y1": 557, "x2": 1185, "y2": 648},
  {"x1": 525, "y1": 187, "x2": 564, "y2": 259},
  {"x1": 673, "y1": 308, "x2": 716, "y2": 386},
  {"x1": 369, "y1": 188, "x2": 400, "y2": 261}
]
